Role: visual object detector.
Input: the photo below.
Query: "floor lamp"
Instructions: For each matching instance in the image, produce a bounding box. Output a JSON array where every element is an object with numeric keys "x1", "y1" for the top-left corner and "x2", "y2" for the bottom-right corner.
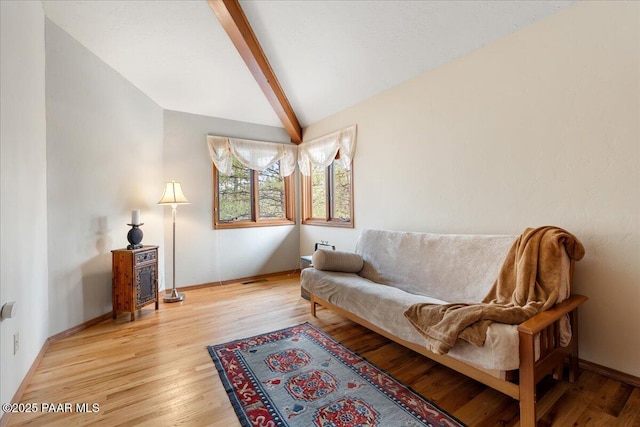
[{"x1": 158, "y1": 181, "x2": 190, "y2": 302}]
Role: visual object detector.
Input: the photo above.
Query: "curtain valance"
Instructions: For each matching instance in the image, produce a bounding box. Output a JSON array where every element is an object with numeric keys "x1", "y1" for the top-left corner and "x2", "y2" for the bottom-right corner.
[
  {"x1": 207, "y1": 136, "x2": 297, "y2": 177},
  {"x1": 207, "y1": 125, "x2": 356, "y2": 177},
  {"x1": 297, "y1": 125, "x2": 357, "y2": 176}
]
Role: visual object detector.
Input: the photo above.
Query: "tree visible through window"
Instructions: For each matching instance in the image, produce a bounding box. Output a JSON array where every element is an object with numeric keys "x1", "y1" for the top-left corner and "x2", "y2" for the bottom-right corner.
[
  {"x1": 214, "y1": 157, "x2": 294, "y2": 228},
  {"x1": 258, "y1": 162, "x2": 287, "y2": 219},
  {"x1": 311, "y1": 165, "x2": 327, "y2": 219},
  {"x1": 331, "y1": 161, "x2": 352, "y2": 221},
  {"x1": 303, "y1": 160, "x2": 353, "y2": 227},
  {"x1": 218, "y1": 158, "x2": 252, "y2": 221}
]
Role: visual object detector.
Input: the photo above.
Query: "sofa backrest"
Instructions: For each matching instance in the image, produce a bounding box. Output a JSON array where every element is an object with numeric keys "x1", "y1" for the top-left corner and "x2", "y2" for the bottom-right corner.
[{"x1": 355, "y1": 229, "x2": 519, "y2": 303}]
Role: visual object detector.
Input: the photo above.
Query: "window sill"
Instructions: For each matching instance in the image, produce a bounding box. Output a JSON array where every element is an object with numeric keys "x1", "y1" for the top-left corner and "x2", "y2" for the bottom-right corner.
[
  {"x1": 214, "y1": 219, "x2": 295, "y2": 230},
  {"x1": 301, "y1": 218, "x2": 353, "y2": 228}
]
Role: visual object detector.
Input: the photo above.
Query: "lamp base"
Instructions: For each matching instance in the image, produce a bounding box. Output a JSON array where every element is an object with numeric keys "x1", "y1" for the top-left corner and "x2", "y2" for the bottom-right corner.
[{"x1": 163, "y1": 288, "x2": 185, "y2": 303}]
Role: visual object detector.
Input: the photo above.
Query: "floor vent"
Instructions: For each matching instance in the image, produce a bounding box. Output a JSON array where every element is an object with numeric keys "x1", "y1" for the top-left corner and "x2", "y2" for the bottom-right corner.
[{"x1": 241, "y1": 278, "x2": 268, "y2": 285}]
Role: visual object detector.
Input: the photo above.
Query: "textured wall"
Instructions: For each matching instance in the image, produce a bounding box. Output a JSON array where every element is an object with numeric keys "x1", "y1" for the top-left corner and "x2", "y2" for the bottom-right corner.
[
  {"x1": 0, "y1": 1, "x2": 49, "y2": 412},
  {"x1": 301, "y1": 1, "x2": 639, "y2": 376},
  {"x1": 45, "y1": 20, "x2": 164, "y2": 335}
]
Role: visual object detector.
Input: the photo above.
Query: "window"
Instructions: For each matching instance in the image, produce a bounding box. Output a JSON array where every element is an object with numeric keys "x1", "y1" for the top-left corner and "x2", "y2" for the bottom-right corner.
[
  {"x1": 214, "y1": 157, "x2": 294, "y2": 229},
  {"x1": 302, "y1": 159, "x2": 353, "y2": 227}
]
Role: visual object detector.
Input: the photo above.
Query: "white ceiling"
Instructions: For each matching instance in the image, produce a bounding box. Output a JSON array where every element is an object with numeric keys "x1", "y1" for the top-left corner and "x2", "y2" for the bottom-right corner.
[{"x1": 42, "y1": 0, "x2": 577, "y2": 130}]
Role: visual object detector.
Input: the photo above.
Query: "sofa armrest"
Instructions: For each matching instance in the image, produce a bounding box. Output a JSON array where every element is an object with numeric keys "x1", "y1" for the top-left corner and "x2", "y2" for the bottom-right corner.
[{"x1": 517, "y1": 294, "x2": 588, "y2": 336}]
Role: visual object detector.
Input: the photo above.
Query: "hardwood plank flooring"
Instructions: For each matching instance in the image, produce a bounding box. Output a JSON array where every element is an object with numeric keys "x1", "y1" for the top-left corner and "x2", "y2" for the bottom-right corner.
[{"x1": 6, "y1": 274, "x2": 639, "y2": 426}]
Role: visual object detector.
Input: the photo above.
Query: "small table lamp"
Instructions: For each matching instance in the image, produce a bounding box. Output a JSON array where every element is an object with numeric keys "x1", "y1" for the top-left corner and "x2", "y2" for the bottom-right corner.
[{"x1": 158, "y1": 181, "x2": 190, "y2": 302}]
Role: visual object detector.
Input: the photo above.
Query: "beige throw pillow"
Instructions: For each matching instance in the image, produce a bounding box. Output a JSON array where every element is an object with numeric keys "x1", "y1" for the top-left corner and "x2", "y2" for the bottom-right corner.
[{"x1": 312, "y1": 249, "x2": 364, "y2": 273}]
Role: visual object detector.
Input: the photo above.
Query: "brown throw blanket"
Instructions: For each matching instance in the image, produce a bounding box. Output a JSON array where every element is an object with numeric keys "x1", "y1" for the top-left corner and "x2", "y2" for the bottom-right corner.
[{"x1": 403, "y1": 226, "x2": 585, "y2": 355}]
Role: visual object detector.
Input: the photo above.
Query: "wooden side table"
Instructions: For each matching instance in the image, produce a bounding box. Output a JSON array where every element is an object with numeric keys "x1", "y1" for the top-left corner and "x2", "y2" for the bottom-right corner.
[{"x1": 112, "y1": 245, "x2": 159, "y2": 321}]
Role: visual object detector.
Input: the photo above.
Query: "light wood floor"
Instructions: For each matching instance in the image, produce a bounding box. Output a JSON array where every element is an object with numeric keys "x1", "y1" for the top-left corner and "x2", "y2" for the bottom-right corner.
[{"x1": 6, "y1": 274, "x2": 640, "y2": 426}]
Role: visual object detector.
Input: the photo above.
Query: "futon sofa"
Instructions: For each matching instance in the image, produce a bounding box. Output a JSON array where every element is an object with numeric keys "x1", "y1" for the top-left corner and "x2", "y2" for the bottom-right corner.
[{"x1": 301, "y1": 228, "x2": 587, "y2": 427}]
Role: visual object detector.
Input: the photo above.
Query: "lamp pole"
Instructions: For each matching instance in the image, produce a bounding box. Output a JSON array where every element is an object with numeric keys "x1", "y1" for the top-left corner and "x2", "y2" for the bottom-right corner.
[
  {"x1": 158, "y1": 181, "x2": 189, "y2": 303},
  {"x1": 164, "y1": 203, "x2": 184, "y2": 302}
]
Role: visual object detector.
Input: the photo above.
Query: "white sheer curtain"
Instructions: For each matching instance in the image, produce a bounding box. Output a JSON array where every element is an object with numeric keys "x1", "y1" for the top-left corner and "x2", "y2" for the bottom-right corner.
[
  {"x1": 207, "y1": 125, "x2": 356, "y2": 177},
  {"x1": 206, "y1": 136, "x2": 297, "y2": 177},
  {"x1": 297, "y1": 125, "x2": 357, "y2": 176}
]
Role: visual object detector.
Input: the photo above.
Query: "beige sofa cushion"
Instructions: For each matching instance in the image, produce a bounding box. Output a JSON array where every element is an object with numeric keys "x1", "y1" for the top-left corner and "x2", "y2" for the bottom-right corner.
[
  {"x1": 301, "y1": 268, "x2": 525, "y2": 371},
  {"x1": 356, "y1": 229, "x2": 518, "y2": 303}
]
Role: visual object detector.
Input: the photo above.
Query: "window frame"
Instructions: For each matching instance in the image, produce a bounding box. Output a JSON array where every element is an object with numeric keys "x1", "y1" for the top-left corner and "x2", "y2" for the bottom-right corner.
[
  {"x1": 301, "y1": 160, "x2": 354, "y2": 228},
  {"x1": 213, "y1": 161, "x2": 295, "y2": 229}
]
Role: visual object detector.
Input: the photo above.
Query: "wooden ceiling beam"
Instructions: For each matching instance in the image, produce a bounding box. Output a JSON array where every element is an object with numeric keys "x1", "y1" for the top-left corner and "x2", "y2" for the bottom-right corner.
[{"x1": 208, "y1": 0, "x2": 303, "y2": 143}]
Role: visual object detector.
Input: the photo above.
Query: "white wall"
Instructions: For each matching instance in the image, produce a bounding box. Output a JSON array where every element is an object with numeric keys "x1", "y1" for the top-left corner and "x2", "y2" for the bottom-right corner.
[
  {"x1": 0, "y1": 1, "x2": 49, "y2": 412},
  {"x1": 163, "y1": 110, "x2": 299, "y2": 287},
  {"x1": 45, "y1": 20, "x2": 164, "y2": 334},
  {"x1": 301, "y1": 1, "x2": 639, "y2": 376}
]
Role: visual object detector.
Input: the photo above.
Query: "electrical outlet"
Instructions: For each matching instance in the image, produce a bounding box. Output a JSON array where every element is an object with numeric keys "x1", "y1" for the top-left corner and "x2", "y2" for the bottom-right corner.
[{"x1": 13, "y1": 332, "x2": 19, "y2": 355}]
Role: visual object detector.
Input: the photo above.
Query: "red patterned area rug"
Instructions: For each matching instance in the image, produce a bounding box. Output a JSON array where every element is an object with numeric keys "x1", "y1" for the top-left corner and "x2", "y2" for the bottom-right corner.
[{"x1": 208, "y1": 322, "x2": 465, "y2": 427}]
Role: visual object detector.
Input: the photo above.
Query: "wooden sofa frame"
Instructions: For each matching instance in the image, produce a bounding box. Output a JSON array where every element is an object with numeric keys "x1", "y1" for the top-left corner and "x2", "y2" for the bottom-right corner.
[{"x1": 308, "y1": 262, "x2": 588, "y2": 427}]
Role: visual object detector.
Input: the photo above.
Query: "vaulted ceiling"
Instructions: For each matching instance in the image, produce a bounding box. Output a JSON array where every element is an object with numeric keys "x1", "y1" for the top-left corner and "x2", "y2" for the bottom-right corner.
[{"x1": 42, "y1": 0, "x2": 577, "y2": 137}]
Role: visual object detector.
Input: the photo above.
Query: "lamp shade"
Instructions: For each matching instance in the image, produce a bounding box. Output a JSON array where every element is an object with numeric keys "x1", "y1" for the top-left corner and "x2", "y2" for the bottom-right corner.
[{"x1": 158, "y1": 181, "x2": 190, "y2": 205}]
